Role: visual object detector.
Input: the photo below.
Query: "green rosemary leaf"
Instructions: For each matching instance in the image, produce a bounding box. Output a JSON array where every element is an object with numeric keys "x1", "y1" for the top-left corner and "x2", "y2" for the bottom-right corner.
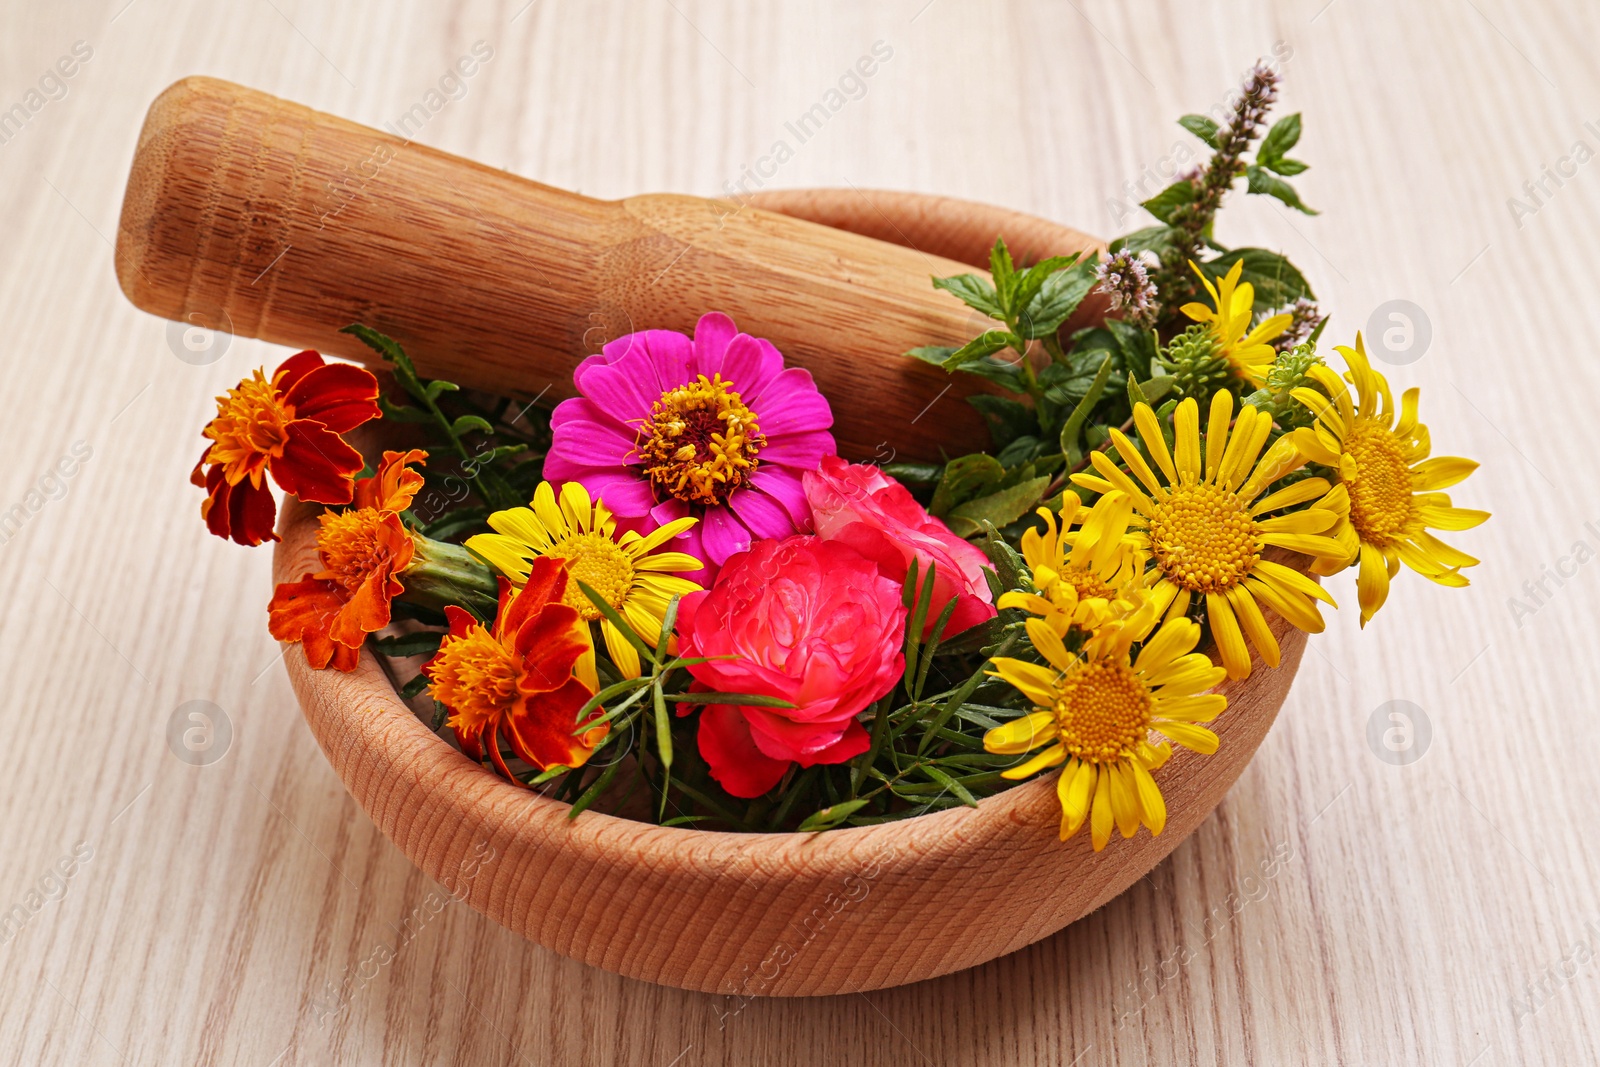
[
  {"x1": 1060, "y1": 353, "x2": 1115, "y2": 463},
  {"x1": 371, "y1": 631, "x2": 444, "y2": 657},
  {"x1": 577, "y1": 580, "x2": 659, "y2": 667},
  {"x1": 525, "y1": 764, "x2": 568, "y2": 786},
  {"x1": 922, "y1": 766, "x2": 979, "y2": 807},
  {"x1": 654, "y1": 595, "x2": 681, "y2": 663},
  {"x1": 913, "y1": 597, "x2": 958, "y2": 702},
  {"x1": 796, "y1": 798, "x2": 870, "y2": 833},
  {"x1": 567, "y1": 758, "x2": 623, "y2": 820},
  {"x1": 667, "y1": 692, "x2": 795, "y2": 708},
  {"x1": 853, "y1": 697, "x2": 892, "y2": 797}
]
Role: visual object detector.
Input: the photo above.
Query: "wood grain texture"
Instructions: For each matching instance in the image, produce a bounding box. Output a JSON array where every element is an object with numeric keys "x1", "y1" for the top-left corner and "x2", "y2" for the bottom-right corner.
[
  {"x1": 266, "y1": 178, "x2": 1306, "y2": 998},
  {"x1": 114, "y1": 77, "x2": 1105, "y2": 464},
  {"x1": 1, "y1": 1, "x2": 1595, "y2": 1064}
]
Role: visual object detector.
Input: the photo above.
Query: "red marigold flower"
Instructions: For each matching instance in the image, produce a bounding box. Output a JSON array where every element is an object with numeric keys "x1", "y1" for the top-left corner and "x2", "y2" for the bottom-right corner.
[
  {"x1": 267, "y1": 450, "x2": 428, "y2": 671},
  {"x1": 192, "y1": 350, "x2": 381, "y2": 546},
  {"x1": 425, "y1": 557, "x2": 607, "y2": 778}
]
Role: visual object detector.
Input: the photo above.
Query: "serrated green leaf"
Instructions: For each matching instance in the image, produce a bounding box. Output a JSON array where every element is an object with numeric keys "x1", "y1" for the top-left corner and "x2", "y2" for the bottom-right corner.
[
  {"x1": 1245, "y1": 165, "x2": 1318, "y2": 215},
  {"x1": 966, "y1": 395, "x2": 1037, "y2": 451},
  {"x1": 930, "y1": 453, "x2": 1005, "y2": 516},
  {"x1": 931, "y1": 274, "x2": 1003, "y2": 319},
  {"x1": 1257, "y1": 112, "x2": 1302, "y2": 164},
  {"x1": 989, "y1": 237, "x2": 1018, "y2": 311},
  {"x1": 1110, "y1": 225, "x2": 1177, "y2": 262},
  {"x1": 1141, "y1": 180, "x2": 1198, "y2": 225},
  {"x1": 946, "y1": 475, "x2": 1050, "y2": 537},
  {"x1": 879, "y1": 461, "x2": 944, "y2": 488},
  {"x1": 906, "y1": 344, "x2": 957, "y2": 368},
  {"x1": 376, "y1": 394, "x2": 433, "y2": 424},
  {"x1": 947, "y1": 329, "x2": 1017, "y2": 366},
  {"x1": 1019, "y1": 259, "x2": 1097, "y2": 339},
  {"x1": 1199, "y1": 248, "x2": 1315, "y2": 312},
  {"x1": 1178, "y1": 113, "x2": 1221, "y2": 149},
  {"x1": 1010, "y1": 253, "x2": 1080, "y2": 314}
]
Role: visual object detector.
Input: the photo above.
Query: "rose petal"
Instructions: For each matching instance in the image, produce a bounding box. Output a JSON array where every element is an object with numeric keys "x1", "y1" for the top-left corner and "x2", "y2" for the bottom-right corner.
[{"x1": 696, "y1": 704, "x2": 791, "y2": 798}]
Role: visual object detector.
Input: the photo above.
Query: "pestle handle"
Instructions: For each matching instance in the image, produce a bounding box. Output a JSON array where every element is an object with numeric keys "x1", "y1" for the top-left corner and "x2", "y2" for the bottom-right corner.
[{"x1": 115, "y1": 77, "x2": 1103, "y2": 462}]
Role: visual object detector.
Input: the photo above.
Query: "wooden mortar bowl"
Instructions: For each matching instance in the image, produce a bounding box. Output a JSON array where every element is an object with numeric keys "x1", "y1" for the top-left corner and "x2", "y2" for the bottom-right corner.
[{"x1": 274, "y1": 190, "x2": 1304, "y2": 997}]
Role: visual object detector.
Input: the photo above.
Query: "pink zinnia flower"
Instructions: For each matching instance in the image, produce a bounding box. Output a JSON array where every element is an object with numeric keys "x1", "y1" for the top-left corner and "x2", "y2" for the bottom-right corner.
[
  {"x1": 677, "y1": 536, "x2": 907, "y2": 799},
  {"x1": 804, "y1": 456, "x2": 997, "y2": 637},
  {"x1": 544, "y1": 312, "x2": 835, "y2": 584}
]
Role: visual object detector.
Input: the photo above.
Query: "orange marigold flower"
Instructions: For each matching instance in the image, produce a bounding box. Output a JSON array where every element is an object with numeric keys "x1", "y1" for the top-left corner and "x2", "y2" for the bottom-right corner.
[
  {"x1": 425, "y1": 557, "x2": 607, "y2": 777},
  {"x1": 192, "y1": 350, "x2": 381, "y2": 546},
  {"x1": 267, "y1": 450, "x2": 428, "y2": 671}
]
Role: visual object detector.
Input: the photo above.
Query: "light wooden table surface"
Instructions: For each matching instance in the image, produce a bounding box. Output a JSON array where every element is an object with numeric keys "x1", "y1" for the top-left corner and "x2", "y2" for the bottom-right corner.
[{"x1": 1, "y1": 1, "x2": 1594, "y2": 1064}]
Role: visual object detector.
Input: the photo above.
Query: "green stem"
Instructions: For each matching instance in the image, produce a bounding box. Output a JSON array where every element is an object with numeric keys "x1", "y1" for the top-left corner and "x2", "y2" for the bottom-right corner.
[{"x1": 396, "y1": 535, "x2": 500, "y2": 620}]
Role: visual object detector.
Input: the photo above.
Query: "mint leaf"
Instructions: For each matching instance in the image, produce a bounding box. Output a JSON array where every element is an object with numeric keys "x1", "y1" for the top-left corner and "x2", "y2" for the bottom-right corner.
[
  {"x1": 1245, "y1": 165, "x2": 1317, "y2": 215},
  {"x1": 1141, "y1": 180, "x2": 1198, "y2": 225},
  {"x1": 932, "y1": 274, "x2": 1003, "y2": 319},
  {"x1": 931, "y1": 453, "x2": 1005, "y2": 516},
  {"x1": 1178, "y1": 114, "x2": 1221, "y2": 149},
  {"x1": 1257, "y1": 112, "x2": 1302, "y2": 165}
]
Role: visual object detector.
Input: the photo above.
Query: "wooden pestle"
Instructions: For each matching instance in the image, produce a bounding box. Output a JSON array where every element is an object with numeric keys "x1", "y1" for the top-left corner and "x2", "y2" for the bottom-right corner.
[{"x1": 115, "y1": 77, "x2": 1103, "y2": 462}]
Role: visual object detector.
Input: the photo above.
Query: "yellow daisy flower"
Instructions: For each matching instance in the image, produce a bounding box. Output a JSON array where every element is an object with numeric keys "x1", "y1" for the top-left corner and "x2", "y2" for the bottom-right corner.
[
  {"x1": 1180, "y1": 259, "x2": 1293, "y2": 386},
  {"x1": 465, "y1": 481, "x2": 703, "y2": 680},
  {"x1": 1289, "y1": 333, "x2": 1489, "y2": 626},
  {"x1": 984, "y1": 614, "x2": 1227, "y2": 849},
  {"x1": 1071, "y1": 391, "x2": 1349, "y2": 680},
  {"x1": 999, "y1": 490, "x2": 1149, "y2": 638}
]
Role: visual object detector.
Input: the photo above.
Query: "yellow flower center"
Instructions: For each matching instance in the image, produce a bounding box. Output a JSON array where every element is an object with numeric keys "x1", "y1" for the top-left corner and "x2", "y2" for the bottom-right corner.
[
  {"x1": 1146, "y1": 483, "x2": 1261, "y2": 594},
  {"x1": 1052, "y1": 661, "x2": 1153, "y2": 764},
  {"x1": 205, "y1": 370, "x2": 293, "y2": 479},
  {"x1": 1344, "y1": 421, "x2": 1415, "y2": 546},
  {"x1": 317, "y1": 508, "x2": 387, "y2": 593},
  {"x1": 1060, "y1": 563, "x2": 1117, "y2": 602},
  {"x1": 428, "y1": 626, "x2": 519, "y2": 735},
  {"x1": 635, "y1": 374, "x2": 764, "y2": 506},
  {"x1": 552, "y1": 533, "x2": 636, "y2": 620}
]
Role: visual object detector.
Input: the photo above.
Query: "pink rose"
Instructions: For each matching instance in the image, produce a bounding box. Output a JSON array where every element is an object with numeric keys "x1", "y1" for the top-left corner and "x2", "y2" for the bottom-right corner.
[
  {"x1": 803, "y1": 455, "x2": 997, "y2": 638},
  {"x1": 677, "y1": 536, "x2": 907, "y2": 798}
]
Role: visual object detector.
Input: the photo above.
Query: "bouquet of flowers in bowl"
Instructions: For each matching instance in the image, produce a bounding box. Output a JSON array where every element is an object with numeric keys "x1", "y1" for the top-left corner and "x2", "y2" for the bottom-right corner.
[{"x1": 188, "y1": 61, "x2": 1486, "y2": 859}]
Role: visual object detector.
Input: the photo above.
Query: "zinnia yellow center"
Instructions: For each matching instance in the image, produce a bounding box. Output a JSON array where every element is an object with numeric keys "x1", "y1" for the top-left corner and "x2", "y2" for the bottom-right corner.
[
  {"x1": 207, "y1": 371, "x2": 292, "y2": 475},
  {"x1": 636, "y1": 374, "x2": 764, "y2": 506},
  {"x1": 317, "y1": 508, "x2": 386, "y2": 593},
  {"x1": 552, "y1": 534, "x2": 636, "y2": 620},
  {"x1": 1344, "y1": 421, "x2": 1415, "y2": 546},
  {"x1": 1052, "y1": 661, "x2": 1153, "y2": 763},
  {"x1": 429, "y1": 627, "x2": 519, "y2": 734},
  {"x1": 1146, "y1": 483, "x2": 1261, "y2": 593}
]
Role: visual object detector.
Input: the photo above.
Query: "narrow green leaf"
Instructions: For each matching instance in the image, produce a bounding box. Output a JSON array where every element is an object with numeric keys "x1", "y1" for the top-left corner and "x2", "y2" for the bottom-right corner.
[
  {"x1": 652, "y1": 683, "x2": 672, "y2": 817},
  {"x1": 905, "y1": 344, "x2": 958, "y2": 368},
  {"x1": 566, "y1": 758, "x2": 623, "y2": 820},
  {"x1": 797, "y1": 798, "x2": 871, "y2": 833},
  {"x1": 449, "y1": 414, "x2": 495, "y2": 437},
  {"x1": 1127, "y1": 373, "x2": 1150, "y2": 410},
  {"x1": 923, "y1": 766, "x2": 979, "y2": 807},
  {"x1": 371, "y1": 631, "x2": 445, "y2": 657},
  {"x1": 398, "y1": 674, "x2": 430, "y2": 700},
  {"x1": 1059, "y1": 353, "x2": 1115, "y2": 463},
  {"x1": 655, "y1": 595, "x2": 681, "y2": 663},
  {"x1": 667, "y1": 691, "x2": 796, "y2": 708},
  {"x1": 576, "y1": 580, "x2": 659, "y2": 667}
]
